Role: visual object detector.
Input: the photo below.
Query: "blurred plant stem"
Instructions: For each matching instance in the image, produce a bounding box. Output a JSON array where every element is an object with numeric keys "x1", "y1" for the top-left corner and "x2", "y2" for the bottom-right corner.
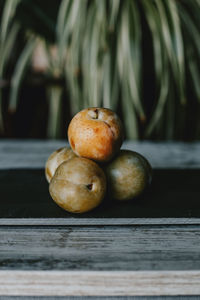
[
  {"x1": 46, "y1": 85, "x2": 63, "y2": 139},
  {"x1": 9, "y1": 36, "x2": 37, "y2": 113}
]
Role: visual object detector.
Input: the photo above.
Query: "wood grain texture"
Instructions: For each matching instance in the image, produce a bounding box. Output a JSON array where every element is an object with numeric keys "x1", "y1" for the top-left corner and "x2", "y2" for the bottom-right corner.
[
  {"x1": 1, "y1": 218, "x2": 200, "y2": 226},
  {"x1": 1, "y1": 225, "x2": 200, "y2": 271},
  {"x1": 0, "y1": 270, "x2": 200, "y2": 296},
  {"x1": 0, "y1": 295, "x2": 199, "y2": 300},
  {"x1": 0, "y1": 297, "x2": 199, "y2": 300},
  {"x1": 0, "y1": 140, "x2": 200, "y2": 169}
]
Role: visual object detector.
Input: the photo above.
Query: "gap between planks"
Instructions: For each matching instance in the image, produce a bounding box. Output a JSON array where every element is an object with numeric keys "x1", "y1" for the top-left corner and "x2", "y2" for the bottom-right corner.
[
  {"x1": 0, "y1": 270, "x2": 200, "y2": 296},
  {"x1": 1, "y1": 218, "x2": 200, "y2": 226}
]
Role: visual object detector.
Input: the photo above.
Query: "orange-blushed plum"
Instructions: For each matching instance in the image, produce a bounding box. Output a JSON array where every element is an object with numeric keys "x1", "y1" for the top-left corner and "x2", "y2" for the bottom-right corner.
[
  {"x1": 49, "y1": 157, "x2": 106, "y2": 213},
  {"x1": 104, "y1": 150, "x2": 152, "y2": 201},
  {"x1": 45, "y1": 147, "x2": 77, "y2": 183},
  {"x1": 68, "y1": 107, "x2": 123, "y2": 162}
]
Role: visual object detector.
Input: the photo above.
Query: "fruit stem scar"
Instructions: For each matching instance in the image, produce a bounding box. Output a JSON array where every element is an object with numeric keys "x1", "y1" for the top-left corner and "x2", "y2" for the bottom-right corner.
[
  {"x1": 93, "y1": 109, "x2": 98, "y2": 119},
  {"x1": 86, "y1": 183, "x2": 93, "y2": 190},
  {"x1": 88, "y1": 109, "x2": 99, "y2": 119}
]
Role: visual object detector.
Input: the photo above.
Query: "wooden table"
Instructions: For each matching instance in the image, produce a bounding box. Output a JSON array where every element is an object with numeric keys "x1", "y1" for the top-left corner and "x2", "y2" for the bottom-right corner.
[{"x1": 0, "y1": 140, "x2": 200, "y2": 298}]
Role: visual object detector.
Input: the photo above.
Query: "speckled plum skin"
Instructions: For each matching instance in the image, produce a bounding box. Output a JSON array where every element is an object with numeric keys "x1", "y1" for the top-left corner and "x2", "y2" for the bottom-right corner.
[
  {"x1": 45, "y1": 147, "x2": 77, "y2": 183},
  {"x1": 49, "y1": 157, "x2": 106, "y2": 213},
  {"x1": 105, "y1": 150, "x2": 152, "y2": 201},
  {"x1": 68, "y1": 107, "x2": 123, "y2": 162}
]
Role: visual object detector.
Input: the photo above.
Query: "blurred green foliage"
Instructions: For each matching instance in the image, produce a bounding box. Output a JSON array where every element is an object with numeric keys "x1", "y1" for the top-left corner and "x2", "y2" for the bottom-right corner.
[{"x1": 0, "y1": 0, "x2": 200, "y2": 140}]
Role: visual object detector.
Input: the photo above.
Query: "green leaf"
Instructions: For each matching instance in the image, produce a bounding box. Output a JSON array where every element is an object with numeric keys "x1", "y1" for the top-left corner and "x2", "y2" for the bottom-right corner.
[
  {"x1": 117, "y1": 0, "x2": 144, "y2": 121},
  {"x1": 122, "y1": 79, "x2": 138, "y2": 140},
  {"x1": 154, "y1": 0, "x2": 185, "y2": 104},
  {"x1": 109, "y1": 0, "x2": 120, "y2": 29},
  {"x1": 9, "y1": 36, "x2": 37, "y2": 112},
  {"x1": 0, "y1": 23, "x2": 20, "y2": 74},
  {"x1": 145, "y1": 72, "x2": 169, "y2": 137},
  {"x1": 46, "y1": 85, "x2": 63, "y2": 139},
  {"x1": 0, "y1": 0, "x2": 19, "y2": 44}
]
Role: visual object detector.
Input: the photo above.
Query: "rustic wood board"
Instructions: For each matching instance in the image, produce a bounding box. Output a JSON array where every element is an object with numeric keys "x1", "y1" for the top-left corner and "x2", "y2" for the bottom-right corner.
[
  {"x1": 0, "y1": 225, "x2": 200, "y2": 295},
  {"x1": 1, "y1": 225, "x2": 200, "y2": 271},
  {"x1": 0, "y1": 270, "x2": 200, "y2": 296},
  {"x1": 0, "y1": 297, "x2": 198, "y2": 300},
  {"x1": 0, "y1": 140, "x2": 200, "y2": 170}
]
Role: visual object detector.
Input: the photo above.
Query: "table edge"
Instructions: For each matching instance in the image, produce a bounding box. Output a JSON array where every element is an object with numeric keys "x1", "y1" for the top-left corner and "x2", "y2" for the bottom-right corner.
[{"x1": 1, "y1": 218, "x2": 200, "y2": 226}]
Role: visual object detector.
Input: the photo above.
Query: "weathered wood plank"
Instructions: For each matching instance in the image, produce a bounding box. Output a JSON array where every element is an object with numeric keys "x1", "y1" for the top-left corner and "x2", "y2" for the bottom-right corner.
[
  {"x1": 0, "y1": 297, "x2": 199, "y2": 300},
  {"x1": 0, "y1": 140, "x2": 200, "y2": 169},
  {"x1": 0, "y1": 270, "x2": 200, "y2": 296},
  {"x1": 1, "y1": 226, "x2": 200, "y2": 271},
  {"x1": 1, "y1": 218, "x2": 200, "y2": 226}
]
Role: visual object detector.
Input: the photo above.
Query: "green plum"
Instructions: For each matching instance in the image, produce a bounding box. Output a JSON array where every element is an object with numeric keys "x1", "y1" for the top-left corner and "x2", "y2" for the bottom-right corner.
[
  {"x1": 105, "y1": 150, "x2": 152, "y2": 201},
  {"x1": 49, "y1": 157, "x2": 106, "y2": 213}
]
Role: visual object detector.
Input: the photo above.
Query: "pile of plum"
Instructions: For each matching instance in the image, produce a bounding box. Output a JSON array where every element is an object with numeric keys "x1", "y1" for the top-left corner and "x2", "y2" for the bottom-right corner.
[{"x1": 46, "y1": 108, "x2": 152, "y2": 213}]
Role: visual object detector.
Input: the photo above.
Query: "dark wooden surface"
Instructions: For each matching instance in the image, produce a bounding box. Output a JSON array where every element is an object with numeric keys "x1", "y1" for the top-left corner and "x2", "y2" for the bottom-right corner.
[{"x1": 0, "y1": 168, "x2": 200, "y2": 219}]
